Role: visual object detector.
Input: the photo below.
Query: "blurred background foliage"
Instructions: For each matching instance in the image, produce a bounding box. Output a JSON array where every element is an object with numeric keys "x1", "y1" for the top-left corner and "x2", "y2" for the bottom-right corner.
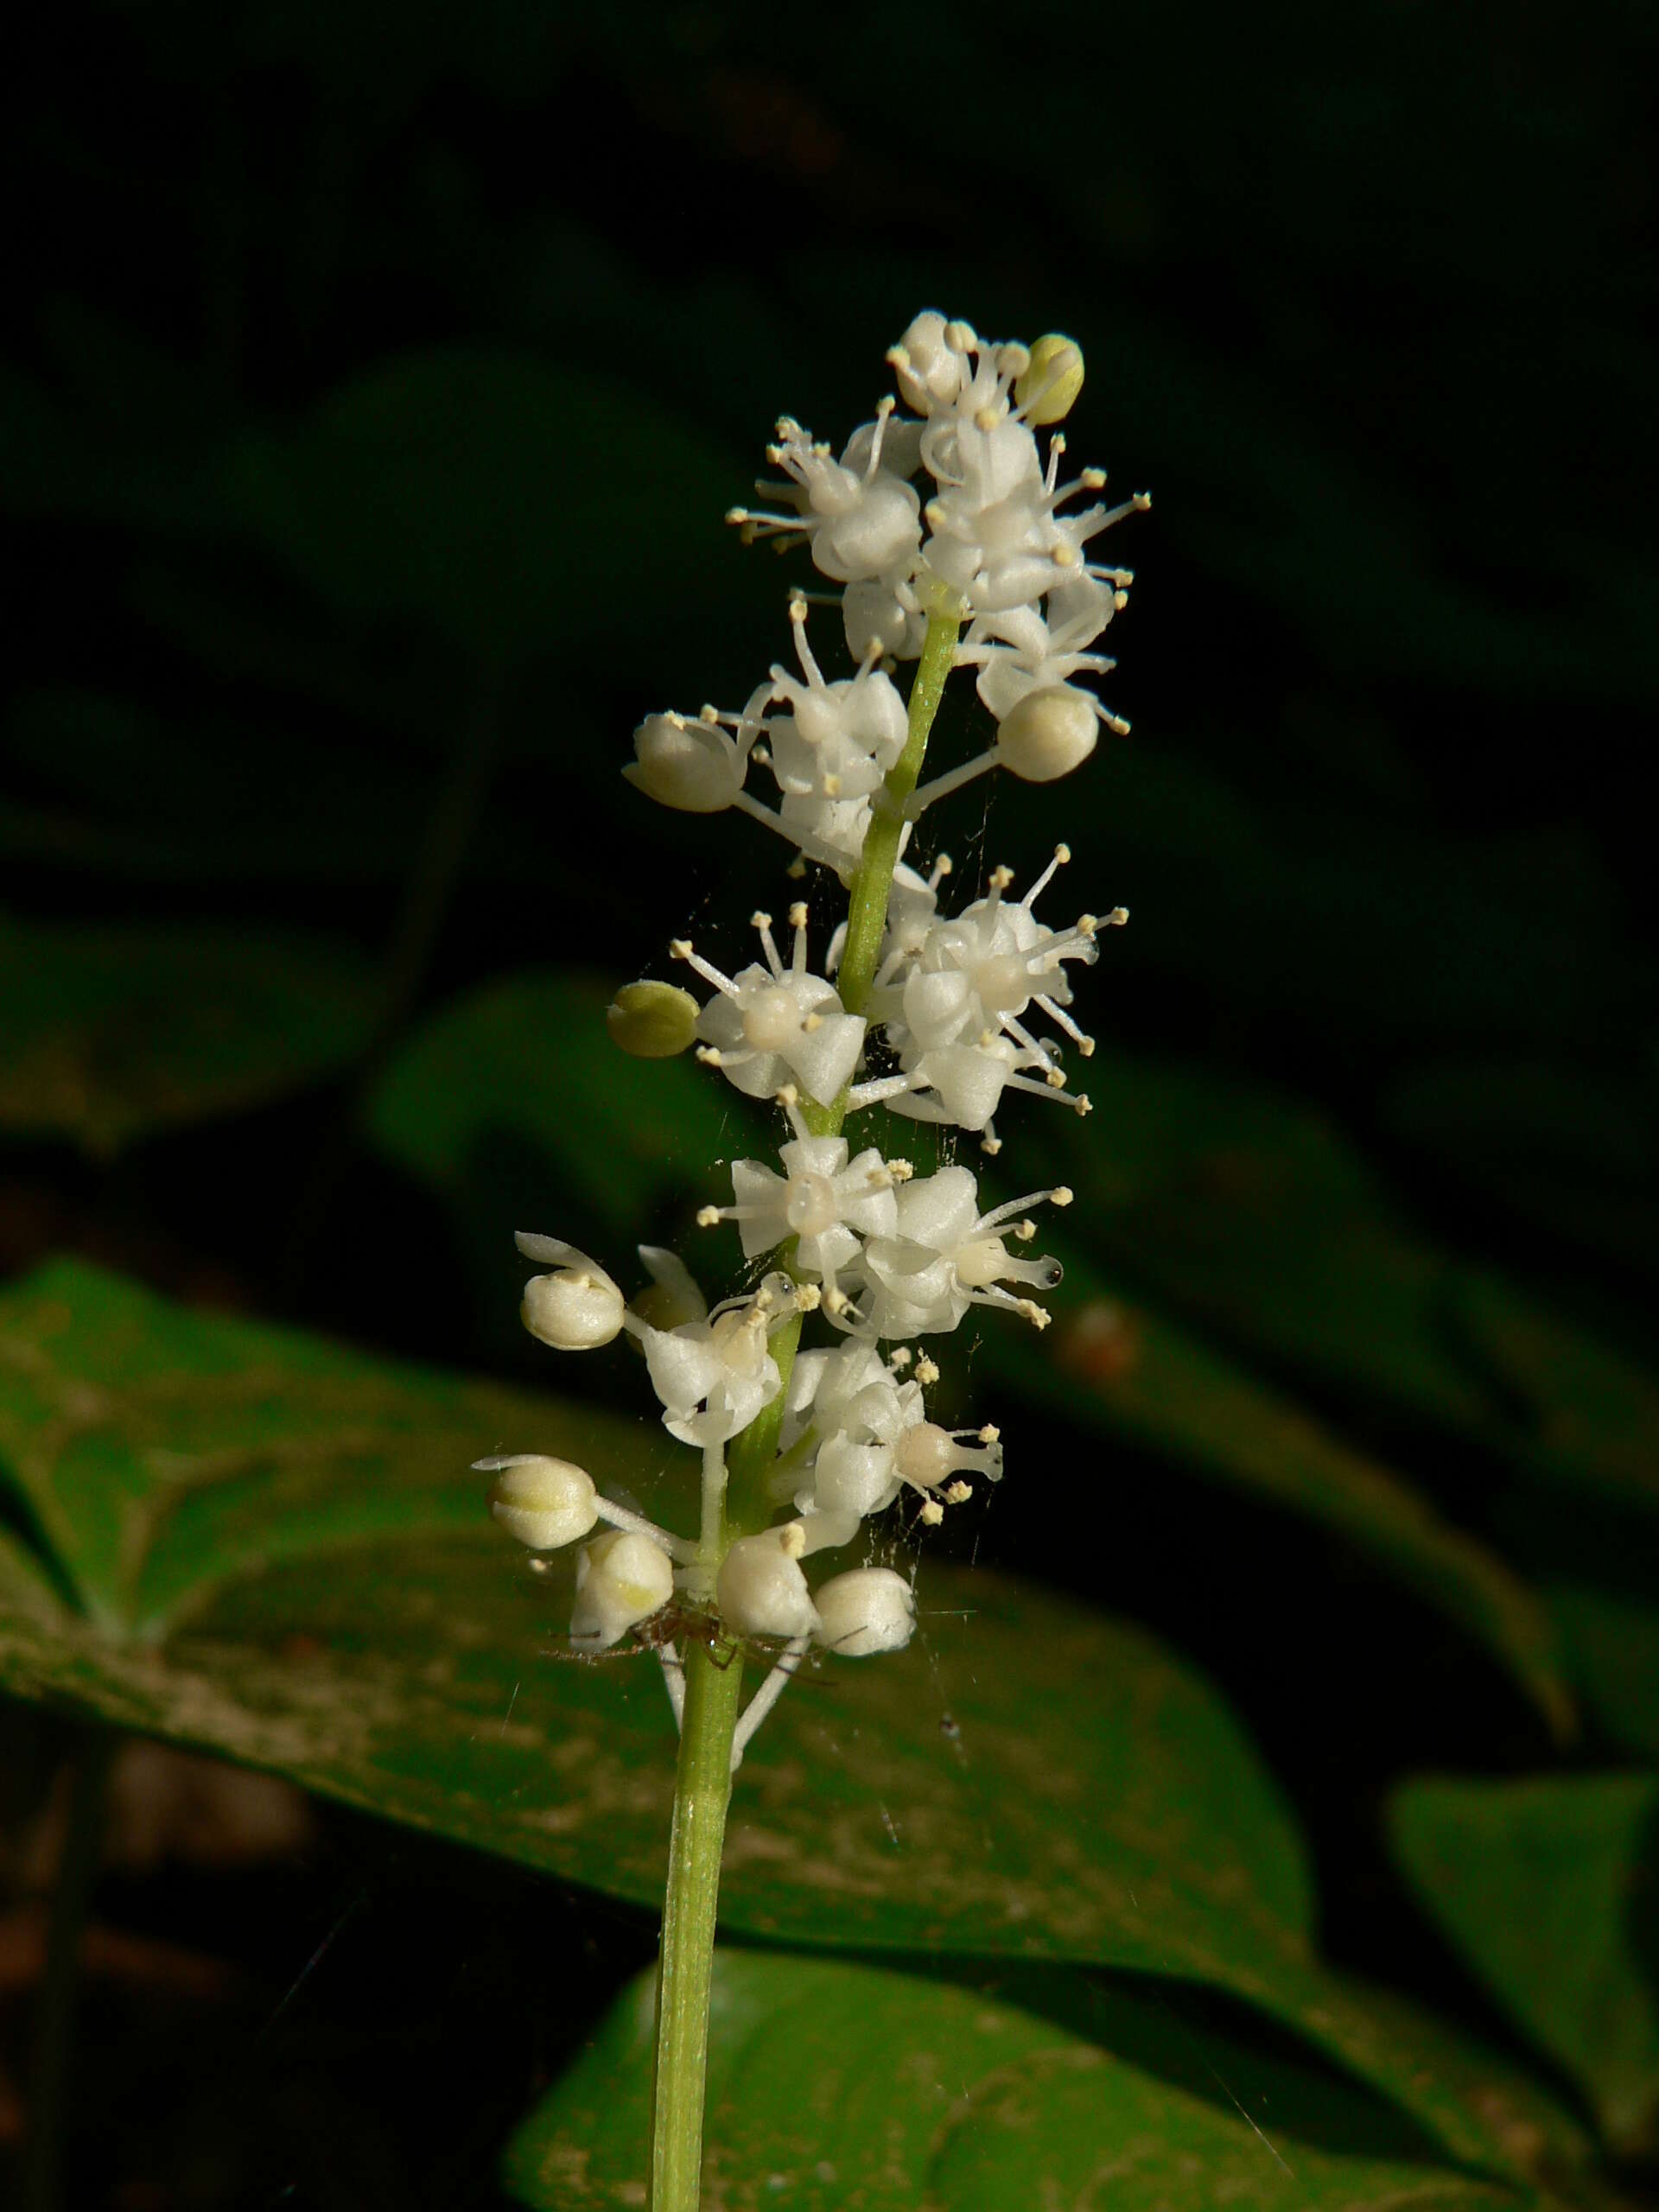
[{"x1": 1, "y1": 0, "x2": 1656, "y2": 2204}]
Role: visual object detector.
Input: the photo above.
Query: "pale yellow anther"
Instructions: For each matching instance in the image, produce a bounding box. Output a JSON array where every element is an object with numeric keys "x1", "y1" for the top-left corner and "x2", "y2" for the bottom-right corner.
[
  {"x1": 1020, "y1": 1300, "x2": 1052, "y2": 1331},
  {"x1": 1113, "y1": 590, "x2": 1128, "y2": 611},
  {"x1": 1075, "y1": 1096, "x2": 1093, "y2": 1117},
  {"x1": 789, "y1": 596, "x2": 808, "y2": 624},
  {"x1": 1051, "y1": 1186, "x2": 1074, "y2": 1208},
  {"x1": 919, "y1": 1498, "x2": 945, "y2": 1527},
  {"x1": 989, "y1": 864, "x2": 1014, "y2": 891},
  {"x1": 915, "y1": 1354, "x2": 941, "y2": 1386},
  {"x1": 785, "y1": 856, "x2": 807, "y2": 879},
  {"x1": 801, "y1": 1011, "x2": 823, "y2": 1033},
  {"x1": 1014, "y1": 1219, "x2": 1037, "y2": 1241},
  {"x1": 1054, "y1": 842, "x2": 1071, "y2": 864},
  {"x1": 1107, "y1": 906, "x2": 1129, "y2": 926},
  {"x1": 981, "y1": 1133, "x2": 1003, "y2": 1156},
  {"x1": 821, "y1": 773, "x2": 842, "y2": 798},
  {"x1": 751, "y1": 910, "x2": 772, "y2": 931},
  {"x1": 1079, "y1": 1038, "x2": 1096, "y2": 1058},
  {"x1": 795, "y1": 1283, "x2": 823, "y2": 1312},
  {"x1": 787, "y1": 901, "x2": 809, "y2": 929},
  {"x1": 886, "y1": 1158, "x2": 914, "y2": 1182},
  {"x1": 1081, "y1": 467, "x2": 1107, "y2": 489},
  {"x1": 1134, "y1": 492, "x2": 1152, "y2": 510},
  {"x1": 775, "y1": 1084, "x2": 800, "y2": 1108},
  {"x1": 936, "y1": 854, "x2": 953, "y2": 875},
  {"x1": 823, "y1": 1286, "x2": 849, "y2": 1316},
  {"x1": 670, "y1": 938, "x2": 693, "y2": 960},
  {"x1": 1107, "y1": 714, "x2": 1132, "y2": 736},
  {"x1": 944, "y1": 1480, "x2": 973, "y2": 1505},
  {"x1": 725, "y1": 506, "x2": 749, "y2": 524},
  {"x1": 977, "y1": 1423, "x2": 1001, "y2": 1444},
  {"x1": 696, "y1": 1205, "x2": 721, "y2": 1228},
  {"x1": 888, "y1": 1345, "x2": 912, "y2": 1369},
  {"x1": 699, "y1": 704, "x2": 720, "y2": 724},
  {"x1": 696, "y1": 1046, "x2": 723, "y2": 1066},
  {"x1": 1045, "y1": 1068, "x2": 1067, "y2": 1090},
  {"x1": 1078, "y1": 914, "x2": 1099, "y2": 935},
  {"x1": 974, "y1": 404, "x2": 1000, "y2": 433}
]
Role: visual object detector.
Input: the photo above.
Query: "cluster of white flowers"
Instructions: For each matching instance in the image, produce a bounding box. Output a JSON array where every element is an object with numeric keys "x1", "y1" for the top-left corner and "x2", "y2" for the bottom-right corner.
[{"x1": 484, "y1": 313, "x2": 1141, "y2": 1767}]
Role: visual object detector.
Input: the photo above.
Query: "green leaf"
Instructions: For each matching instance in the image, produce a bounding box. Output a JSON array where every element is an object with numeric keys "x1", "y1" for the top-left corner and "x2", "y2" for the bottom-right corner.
[
  {"x1": 505, "y1": 1950, "x2": 1546, "y2": 2212},
  {"x1": 1027, "y1": 1043, "x2": 1659, "y2": 1515},
  {"x1": 1381, "y1": 1059, "x2": 1659, "y2": 1290},
  {"x1": 1546, "y1": 1586, "x2": 1659, "y2": 1762},
  {"x1": 984, "y1": 1244, "x2": 1573, "y2": 1739},
  {"x1": 364, "y1": 970, "x2": 753, "y2": 1249},
  {"x1": 219, "y1": 346, "x2": 746, "y2": 667},
  {"x1": 0, "y1": 1258, "x2": 1587, "y2": 2177},
  {"x1": 1390, "y1": 1774, "x2": 1659, "y2": 2155},
  {"x1": 0, "y1": 914, "x2": 376, "y2": 1154}
]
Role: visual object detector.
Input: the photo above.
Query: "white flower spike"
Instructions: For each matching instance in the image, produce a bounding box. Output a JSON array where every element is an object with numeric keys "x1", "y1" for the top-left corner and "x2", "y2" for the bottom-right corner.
[{"x1": 490, "y1": 308, "x2": 1145, "y2": 1802}]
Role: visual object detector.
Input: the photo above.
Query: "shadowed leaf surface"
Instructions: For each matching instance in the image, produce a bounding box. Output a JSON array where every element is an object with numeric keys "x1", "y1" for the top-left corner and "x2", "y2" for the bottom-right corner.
[
  {"x1": 0, "y1": 915, "x2": 376, "y2": 1154},
  {"x1": 1390, "y1": 1775, "x2": 1659, "y2": 2158},
  {"x1": 219, "y1": 347, "x2": 745, "y2": 667},
  {"x1": 505, "y1": 1949, "x2": 1554, "y2": 2212}
]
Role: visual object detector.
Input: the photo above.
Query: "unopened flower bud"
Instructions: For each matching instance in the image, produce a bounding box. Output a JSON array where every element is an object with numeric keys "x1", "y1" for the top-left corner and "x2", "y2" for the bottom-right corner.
[
  {"x1": 607, "y1": 980, "x2": 699, "y2": 1059},
  {"x1": 522, "y1": 1265, "x2": 626, "y2": 1350},
  {"x1": 571, "y1": 1529, "x2": 675, "y2": 1649},
  {"x1": 1016, "y1": 334, "x2": 1084, "y2": 425},
  {"x1": 996, "y1": 686, "x2": 1099, "y2": 782},
  {"x1": 717, "y1": 1523, "x2": 818, "y2": 1640},
  {"x1": 486, "y1": 1456, "x2": 600, "y2": 1551},
  {"x1": 814, "y1": 1567, "x2": 916, "y2": 1656},
  {"x1": 624, "y1": 714, "x2": 742, "y2": 812}
]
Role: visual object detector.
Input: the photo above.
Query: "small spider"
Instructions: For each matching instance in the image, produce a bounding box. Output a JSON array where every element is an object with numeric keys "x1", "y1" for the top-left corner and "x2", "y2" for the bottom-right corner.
[{"x1": 539, "y1": 1599, "x2": 814, "y2": 1677}]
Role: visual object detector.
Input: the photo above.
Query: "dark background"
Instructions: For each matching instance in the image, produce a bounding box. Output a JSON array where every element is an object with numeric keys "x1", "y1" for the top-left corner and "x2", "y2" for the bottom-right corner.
[{"x1": 2, "y1": 2, "x2": 1656, "y2": 2202}]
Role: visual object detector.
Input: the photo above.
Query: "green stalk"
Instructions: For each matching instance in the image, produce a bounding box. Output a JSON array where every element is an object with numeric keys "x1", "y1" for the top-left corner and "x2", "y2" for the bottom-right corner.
[
  {"x1": 23, "y1": 1729, "x2": 115, "y2": 2212},
  {"x1": 645, "y1": 607, "x2": 959, "y2": 2209},
  {"x1": 647, "y1": 1639, "x2": 745, "y2": 2212}
]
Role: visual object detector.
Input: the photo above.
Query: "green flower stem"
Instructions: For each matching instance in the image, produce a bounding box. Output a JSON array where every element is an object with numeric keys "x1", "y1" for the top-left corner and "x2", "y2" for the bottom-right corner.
[
  {"x1": 645, "y1": 607, "x2": 959, "y2": 2209},
  {"x1": 647, "y1": 1638, "x2": 745, "y2": 2212},
  {"x1": 819, "y1": 605, "x2": 962, "y2": 1034}
]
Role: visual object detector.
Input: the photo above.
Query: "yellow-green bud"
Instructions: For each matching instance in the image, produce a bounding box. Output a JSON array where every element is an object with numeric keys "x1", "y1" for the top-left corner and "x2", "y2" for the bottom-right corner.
[
  {"x1": 1016, "y1": 334, "x2": 1085, "y2": 425},
  {"x1": 607, "y1": 979, "x2": 699, "y2": 1058}
]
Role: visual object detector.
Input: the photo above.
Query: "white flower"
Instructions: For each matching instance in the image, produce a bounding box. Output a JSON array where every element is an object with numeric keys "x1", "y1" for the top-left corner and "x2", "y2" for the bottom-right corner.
[
  {"x1": 571, "y1": 1530, "x2": 676, "y2": 1649},
  {"x1": 857, "y1": 1166, "x2": 1071, "y2": 1336},
  {"x1": 857, "y1": 851, "x2": 1123, "y2": 1141},
  {"x1": 959, "y1": 594, "x2": 1119, "y2": 723},
  {"x1": 625, "y1": 1273, "x2": 795, "y2": 1448},
  {"x1": 765, "y1": 598, "x2": 909, "y2": 807},
  {"x1": 674, "y1": 907, "x2": 866, "y2": 1108},
  {"x1": 717, "y1": 1522, "x2": 819, "y2": 1640},
  {"x1": 728, "y1": 406, "x2": 923, "y2": 586},
  {"x1": 814, "y1": 1567, "x2": 916, "y2": 1656},
  {"x1": 698, "y1": 1092, "x2": 901, "y2": 1290},
  {"x1": 514, "y1": 1233, "x2": 626, "y2": 1349},
  {"x1": 794, "y1": 1348, "x2": 929, "y2": 1521},
  {"x1": 624, "y1": 683, "x2": 771, "y2": 812},
  {"x1": 842, "y1": 575, "x2": 925, "y2": 664}
]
